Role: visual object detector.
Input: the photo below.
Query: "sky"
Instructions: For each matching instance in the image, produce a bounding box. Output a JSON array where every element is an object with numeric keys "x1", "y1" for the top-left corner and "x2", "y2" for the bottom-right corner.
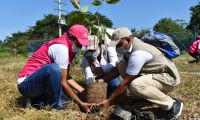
[{"x1": 0, "y1": 0, "x2": 199, "y2": 41}]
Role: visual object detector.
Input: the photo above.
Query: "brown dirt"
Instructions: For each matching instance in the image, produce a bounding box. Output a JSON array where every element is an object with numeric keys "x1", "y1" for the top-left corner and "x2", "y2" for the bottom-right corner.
[
  {"x1": 82, "y1": 82, "x2": 108, "y2": 103},
  {"x1": 80, "y1": 89, "x2": 185, "y2": 120}
]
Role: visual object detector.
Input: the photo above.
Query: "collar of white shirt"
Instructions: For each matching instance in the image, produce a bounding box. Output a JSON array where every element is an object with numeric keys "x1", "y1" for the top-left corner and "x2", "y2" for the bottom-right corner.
[{"x1": 128, "y1": 44, "x2": 133, "y2": 52}]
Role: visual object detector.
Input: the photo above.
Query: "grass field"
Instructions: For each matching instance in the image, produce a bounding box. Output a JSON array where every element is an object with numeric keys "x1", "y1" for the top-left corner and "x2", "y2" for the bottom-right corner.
[{"x1": 0, "y1": 52, "x2": 199, "y2": 120}]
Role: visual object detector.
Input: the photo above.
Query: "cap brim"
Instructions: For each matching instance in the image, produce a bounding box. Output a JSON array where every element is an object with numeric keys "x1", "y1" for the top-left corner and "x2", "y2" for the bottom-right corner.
[
  {"x1": 77, "y1": 38, "x2": 90, "y2": 46},
  {"x1": 108, "y1": 39, "x2": 121, "y2": 47}
]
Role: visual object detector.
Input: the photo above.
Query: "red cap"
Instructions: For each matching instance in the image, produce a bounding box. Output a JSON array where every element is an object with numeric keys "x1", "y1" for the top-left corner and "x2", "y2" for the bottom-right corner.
[{"x1": 68, "y1": 24, "x2": 90, "y2": 46}]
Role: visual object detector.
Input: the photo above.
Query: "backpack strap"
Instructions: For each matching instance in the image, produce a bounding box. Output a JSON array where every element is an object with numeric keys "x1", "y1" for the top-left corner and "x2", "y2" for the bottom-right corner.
[{"x1": 100, "y1": 44, "x2": 110, "y2": 63}]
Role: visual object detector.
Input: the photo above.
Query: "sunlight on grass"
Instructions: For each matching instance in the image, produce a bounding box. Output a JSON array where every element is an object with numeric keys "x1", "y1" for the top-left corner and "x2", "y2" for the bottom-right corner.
[{"x1": 0, "y1": 52, "x2": 199, "y2": 119}]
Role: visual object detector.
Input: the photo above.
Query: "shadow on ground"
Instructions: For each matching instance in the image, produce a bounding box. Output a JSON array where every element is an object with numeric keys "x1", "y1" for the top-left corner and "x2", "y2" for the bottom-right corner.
[
  {"x1": 15, "y1": 96, "x2": 27, "y2": 108},
  {"x1": 14, "y1": 90, "x2": 180, "y2": 120}
]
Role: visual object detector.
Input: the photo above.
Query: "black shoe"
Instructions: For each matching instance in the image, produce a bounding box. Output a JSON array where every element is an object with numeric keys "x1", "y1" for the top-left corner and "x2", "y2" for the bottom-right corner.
[{"x1": 167, "y1": 100, "x2": 183, "y2": 120}]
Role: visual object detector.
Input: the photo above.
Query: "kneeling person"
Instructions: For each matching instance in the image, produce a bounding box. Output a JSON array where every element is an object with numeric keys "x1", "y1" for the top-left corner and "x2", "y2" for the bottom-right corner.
[
  {"x1": 98, "y1": 27, "x2": 183, "y2": 120},
  {"x1": 17, "y1": 24, "x2": 95, "y2": 112},
  {"x1": 82, "y1": 35, "x2": 121, "y2": 96}
]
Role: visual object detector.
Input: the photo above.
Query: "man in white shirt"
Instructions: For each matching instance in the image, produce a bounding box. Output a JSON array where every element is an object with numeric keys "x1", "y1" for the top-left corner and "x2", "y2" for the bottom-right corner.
[{"x1": 97, "y1": 27, "x2": 183, "y2": 120}]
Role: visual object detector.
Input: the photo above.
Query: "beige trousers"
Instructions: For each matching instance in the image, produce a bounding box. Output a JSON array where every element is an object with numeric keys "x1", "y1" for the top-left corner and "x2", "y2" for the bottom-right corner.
[{"x1": 118, "y1": 61, "x2": 175, "y2": 110}]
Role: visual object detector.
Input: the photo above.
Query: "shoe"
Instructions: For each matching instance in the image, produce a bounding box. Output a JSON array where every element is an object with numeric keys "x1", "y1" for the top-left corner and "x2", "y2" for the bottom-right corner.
[
  {"x1": 25, "y1": 98, "x2": 32, "y2": 108},
  {"x1": 167, "y1": 100, "x2": 183, "y2": 120},
  {"x1": 113, "y1": 105, "x2": 132, "y2": 120}
]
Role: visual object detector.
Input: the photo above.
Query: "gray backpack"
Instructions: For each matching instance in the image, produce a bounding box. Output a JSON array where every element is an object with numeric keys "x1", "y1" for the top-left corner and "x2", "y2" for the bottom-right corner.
[{"x1": 141, "y1": 31, "x2": 180, "y2": 59}]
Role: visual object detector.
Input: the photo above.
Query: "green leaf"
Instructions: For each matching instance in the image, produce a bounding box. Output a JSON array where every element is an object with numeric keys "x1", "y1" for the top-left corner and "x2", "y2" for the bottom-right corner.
[
  {"x1": 90, "y1": 20, "x2": 96, "y2": 24},
  {"x1": 81, "y1": 5, "x2": 89, "y2": 13},
  {"x1": 92, "y1": 0, "x2": 102, "y2": 6},
  {"x1": 84, "y1": 17, "x2": 90, "y2": 24},
  {"x1": 70, "y1": 0, "x2": 80, "y2": 9},
  {"x1": 106, "y1": 0, "x2": 120, "y2": 4}
]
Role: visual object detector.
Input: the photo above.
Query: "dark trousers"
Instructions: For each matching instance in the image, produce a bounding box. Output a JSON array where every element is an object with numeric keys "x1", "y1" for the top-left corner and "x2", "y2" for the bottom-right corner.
[
  {"x1": 188, "y1": 52, "x2": 200, "y2": 61},
  {"x1": 18, "y1": 64, "x2": 70, "y2": 109}
]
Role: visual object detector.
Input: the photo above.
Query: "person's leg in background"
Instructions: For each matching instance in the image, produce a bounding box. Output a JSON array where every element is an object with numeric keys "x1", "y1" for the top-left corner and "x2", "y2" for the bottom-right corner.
[
  {"x1": 197, "y1": 52, "x2": 200, "y2": 62},
  {"x1": 107, "y1": 77, "x2": 121, "y2": 97},
  {"x1": 188, "y1": 52, "x2": 200, "y2": 63}
]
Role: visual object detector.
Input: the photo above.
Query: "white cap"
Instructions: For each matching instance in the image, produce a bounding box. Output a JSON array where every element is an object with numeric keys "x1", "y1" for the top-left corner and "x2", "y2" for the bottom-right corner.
[{"x1": 86, "y1": 35, "x2": 99, "y2": 50}]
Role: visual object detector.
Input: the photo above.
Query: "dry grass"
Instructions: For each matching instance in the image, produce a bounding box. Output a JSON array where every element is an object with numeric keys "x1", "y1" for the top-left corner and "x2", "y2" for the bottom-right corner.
[
  {"x1": 171, "y1": 53, "x2": 200, "y2": 119},
  {"x1": 0, "y1": 53, "x2": 200, "y2": 120}
]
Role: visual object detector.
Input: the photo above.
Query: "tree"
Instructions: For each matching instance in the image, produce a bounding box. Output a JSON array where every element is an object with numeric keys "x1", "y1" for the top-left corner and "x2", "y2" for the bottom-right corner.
[
  {"x1": 65, "y1": 11, "x2": 112, "y2": 28},
  {"x1": 65, "y1": 11, "x2": 113, "y2": 37},
  {"x1": 0, "y1": 0, "x2": 118, "y2": 54},
  {"x1": 153, "y1": 18, "x2": 188, "y2": 33},
  {"x1": 28, "y1": 12, "x2": 113, "y2": 40},
  {"x1": 187, "y1": 2, "x2": 200, "y2": 32},
  {"x1": 28, "y1": 14, "x2": 59, "y2": 39},
  {"x1": 70, "y1": 0, "x2": 121, "y2": 9},
  {"x1": 131, "y1": 27, "x2": 150, "y2": 38},
  {"x1": 1, "y1": 11, "x2": 113, "y2": 54},
  {"x1": 3, "y1": 32, "x2": 31, "y2": 54}
]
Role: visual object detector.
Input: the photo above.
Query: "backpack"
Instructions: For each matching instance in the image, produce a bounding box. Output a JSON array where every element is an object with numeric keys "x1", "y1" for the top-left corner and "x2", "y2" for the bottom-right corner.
[{"x1": 141, "y1": 31, "x2": 180, "y2": 59}]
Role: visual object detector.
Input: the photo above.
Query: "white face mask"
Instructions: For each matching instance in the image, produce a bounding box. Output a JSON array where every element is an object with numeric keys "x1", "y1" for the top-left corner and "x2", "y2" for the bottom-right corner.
[
  {"x1": 72, "y1": 45, "x2": 80, "y2": 55},
  {"x1": 86, "y1": 49, "x2": 100, "y2": 60}
]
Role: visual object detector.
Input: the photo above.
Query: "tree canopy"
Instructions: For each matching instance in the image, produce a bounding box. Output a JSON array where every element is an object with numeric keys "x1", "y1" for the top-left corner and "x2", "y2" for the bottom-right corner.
[
  {"x1": 153, "y1": 17, "x2": 188, "y2": 33},
  {"x1": 131, "y1": 28, "x2": 150, "y2": 38},
  {"x1": 187, "y1": 2, "x2": 200, "y2": 32},
  {"x1": 0, "y1": 11, "x2": 113, "y2": 54},
  {"x1": 1, "y1": 0, "x2": 197, "y2": 54},
  {"x1": 28, "y1": 14, "x2": 58, "y2": 39},
  {"x1": 65, "y1": 11, "x2": 113, "y2": 29}
]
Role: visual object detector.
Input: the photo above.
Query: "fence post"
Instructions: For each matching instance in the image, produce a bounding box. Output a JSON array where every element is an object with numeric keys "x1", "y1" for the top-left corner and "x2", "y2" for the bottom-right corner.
[{"x1": 193, "y1": 26, "x2": 197, "y2": 41}]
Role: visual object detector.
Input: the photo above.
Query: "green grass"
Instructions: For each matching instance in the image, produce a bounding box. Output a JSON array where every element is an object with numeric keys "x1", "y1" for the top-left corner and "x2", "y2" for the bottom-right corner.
[{"x1": 0, "y1": 52, "x2": 199, "y2": 119}]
